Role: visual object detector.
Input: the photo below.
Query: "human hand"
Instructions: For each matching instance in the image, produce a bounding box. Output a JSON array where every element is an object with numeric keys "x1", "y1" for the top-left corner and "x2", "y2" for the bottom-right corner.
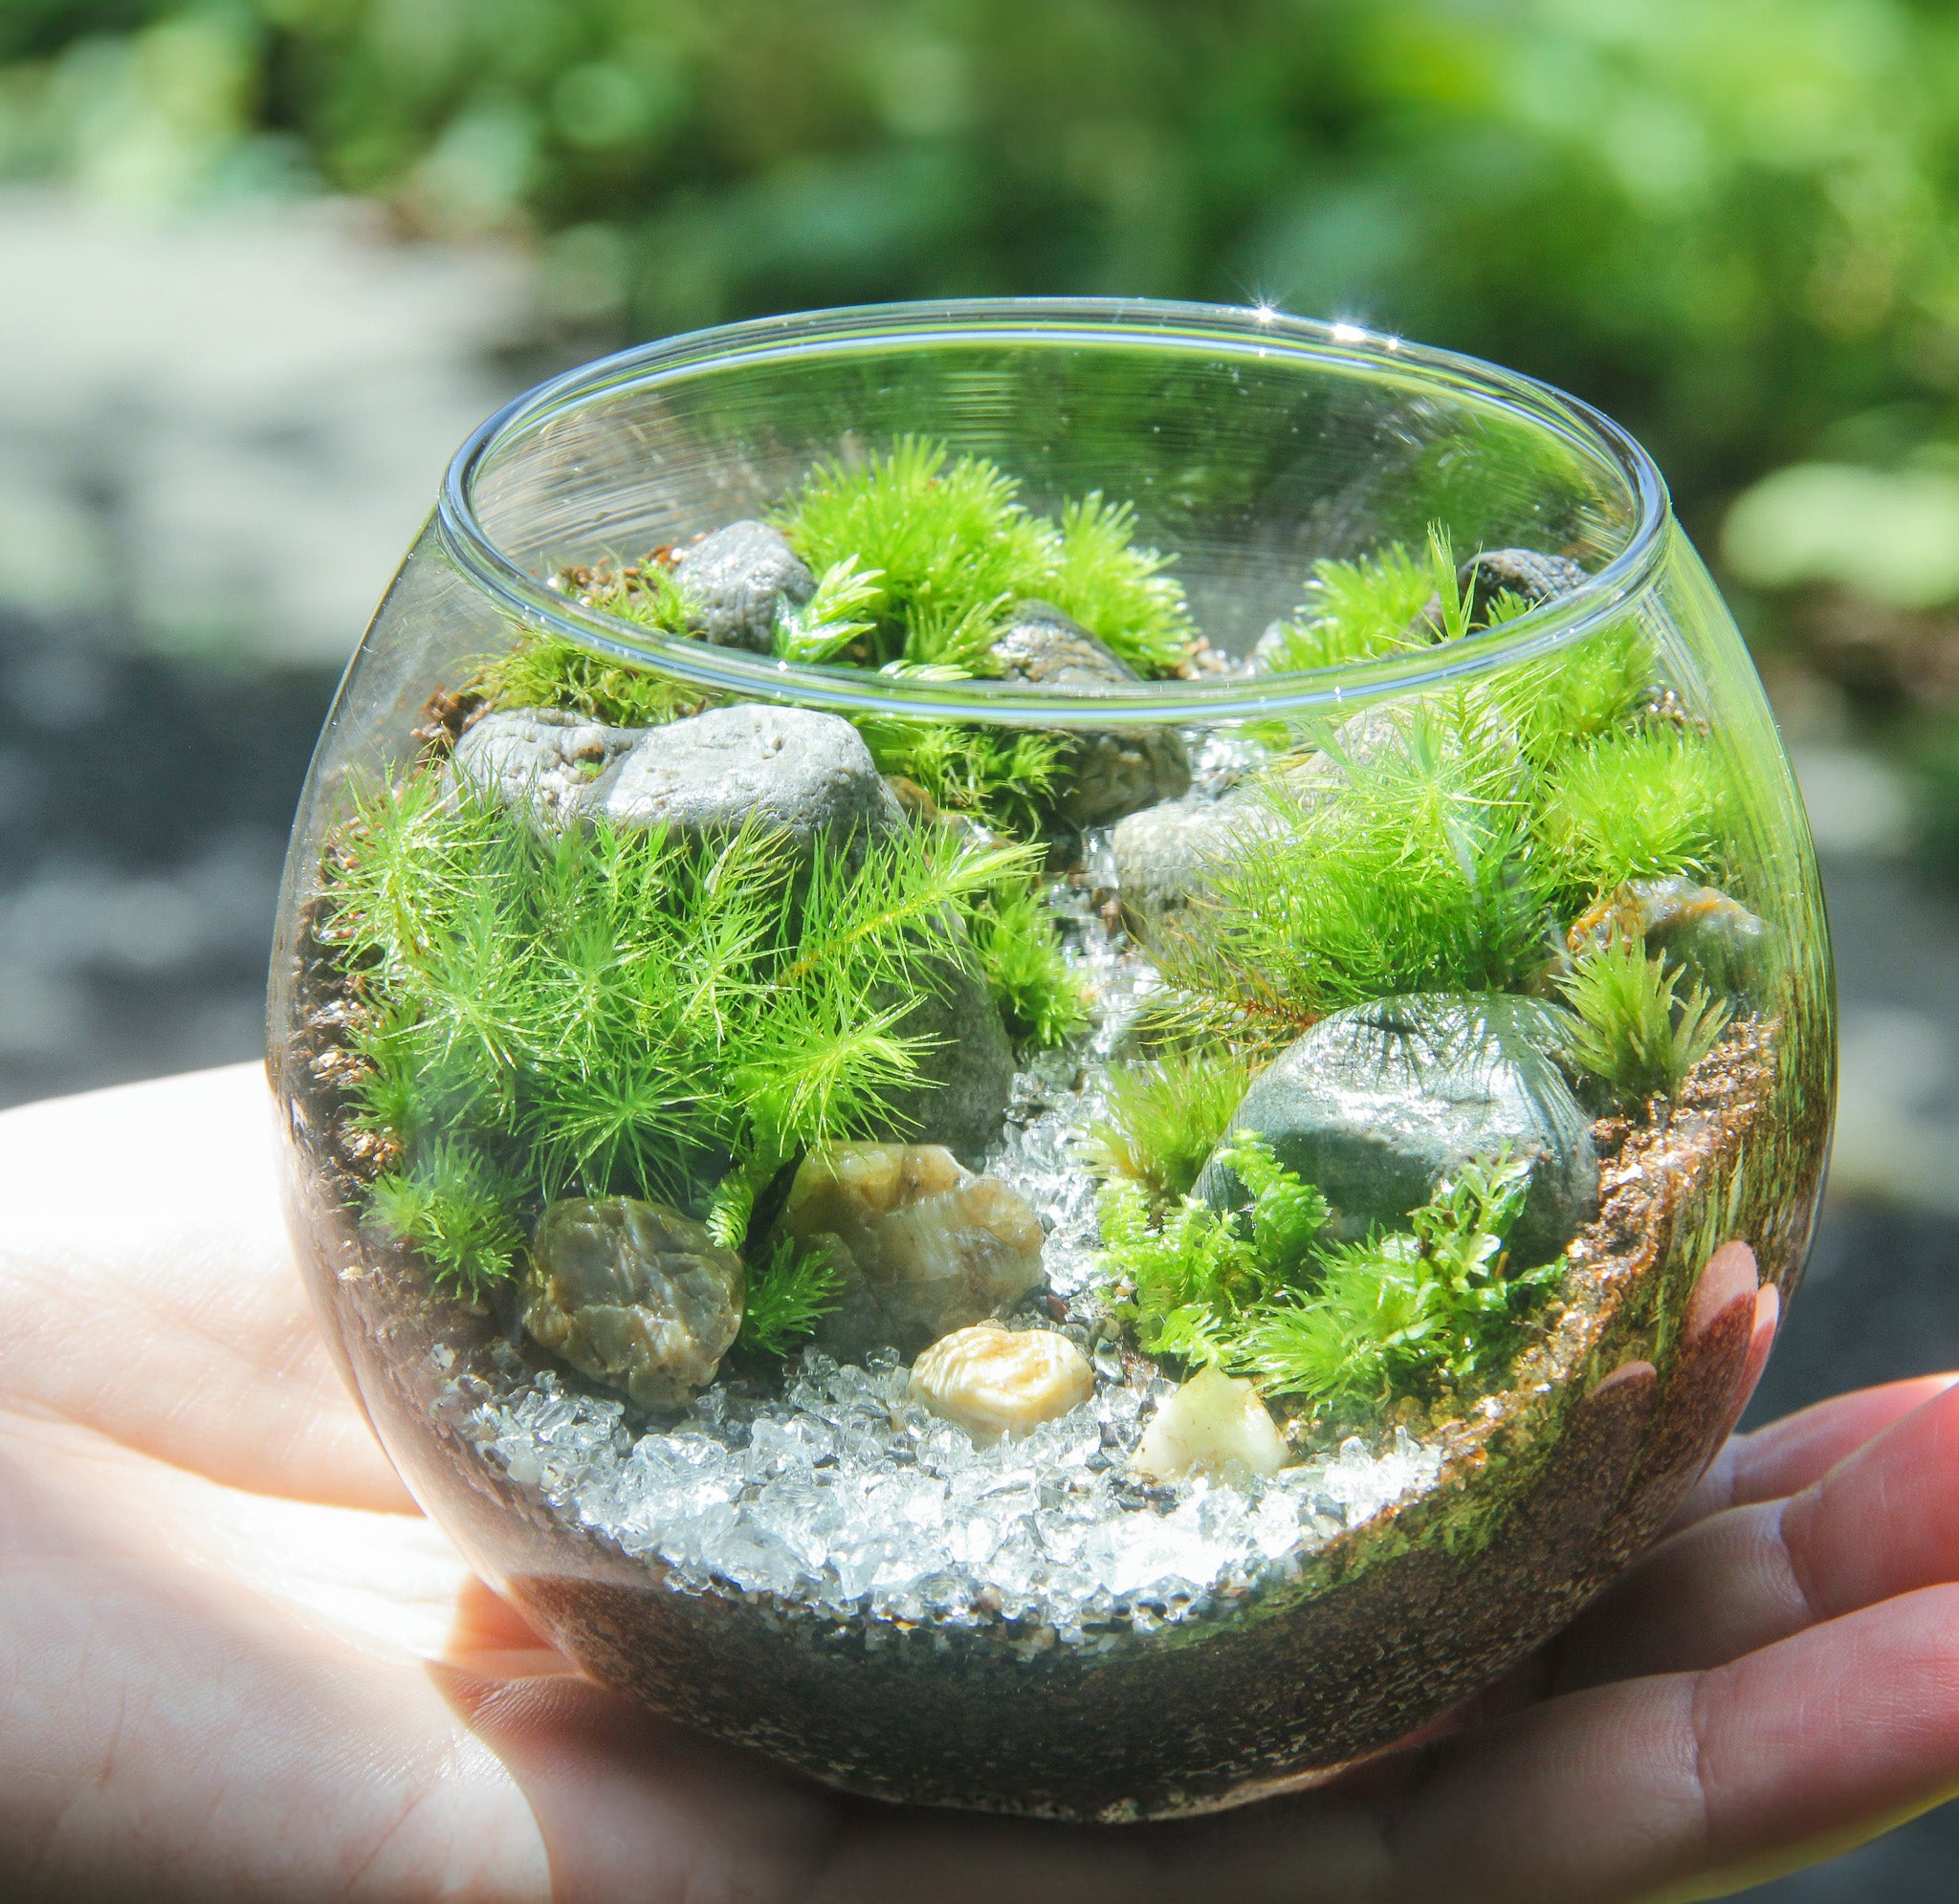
[{"x1": 3, "y1": 1064, "x2": 1955, "y2": 1902}]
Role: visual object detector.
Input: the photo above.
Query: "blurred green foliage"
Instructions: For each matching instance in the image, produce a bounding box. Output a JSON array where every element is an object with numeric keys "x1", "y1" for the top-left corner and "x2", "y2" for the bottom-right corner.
[{"x1": 13, "y1": 0, "x2": 1959, "y2": 536}]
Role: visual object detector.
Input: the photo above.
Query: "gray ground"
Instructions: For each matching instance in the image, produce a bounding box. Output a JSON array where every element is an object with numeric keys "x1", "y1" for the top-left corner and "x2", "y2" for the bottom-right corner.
[{"x1": 2, "y1": 189, "x2": 1953, "y2": 1896}]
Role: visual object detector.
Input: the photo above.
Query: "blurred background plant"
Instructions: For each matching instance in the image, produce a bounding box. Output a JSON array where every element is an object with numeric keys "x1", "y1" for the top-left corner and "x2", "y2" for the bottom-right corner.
[{"x1": 8, "y1": 4, "x2": 1959, "y2": 1890}]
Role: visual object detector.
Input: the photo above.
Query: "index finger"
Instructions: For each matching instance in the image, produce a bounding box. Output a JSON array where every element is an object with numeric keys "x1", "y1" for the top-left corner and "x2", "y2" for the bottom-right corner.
[{"x1": 1670, "y1": 1373, "x2": 1959, "y2": 1533}]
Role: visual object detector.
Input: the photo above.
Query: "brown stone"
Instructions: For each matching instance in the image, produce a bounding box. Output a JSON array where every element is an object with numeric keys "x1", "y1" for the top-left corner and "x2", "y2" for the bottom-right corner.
[
  {"x1": 780, "y1": 1145, "x2": 1046, "y2": 1360},
  {"x1": 522, "y1": 1197, "x2": 745, "y2": 1411}
]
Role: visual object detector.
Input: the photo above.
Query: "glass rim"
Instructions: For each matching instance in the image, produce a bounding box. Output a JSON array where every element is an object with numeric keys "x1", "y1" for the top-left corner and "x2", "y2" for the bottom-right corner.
[{"x1": 436, "y1": 296, "x2": 1673, "y2": 731}]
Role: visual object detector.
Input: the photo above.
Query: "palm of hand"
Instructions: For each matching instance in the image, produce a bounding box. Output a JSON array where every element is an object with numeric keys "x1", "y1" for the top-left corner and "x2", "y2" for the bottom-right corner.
[{"x1": 3, "y1": 1068, "x2": 1956, "y2": 1903}]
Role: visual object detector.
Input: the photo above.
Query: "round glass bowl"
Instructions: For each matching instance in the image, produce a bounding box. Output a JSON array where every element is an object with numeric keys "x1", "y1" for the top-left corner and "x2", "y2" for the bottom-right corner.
[{"x1": 270, "y1": 299, "x2": 1834, "y2": 1822}]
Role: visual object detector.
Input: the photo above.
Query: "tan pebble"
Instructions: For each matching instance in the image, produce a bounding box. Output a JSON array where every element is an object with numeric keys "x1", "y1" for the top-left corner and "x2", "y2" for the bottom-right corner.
[
  {"x1": 1131, "y1": 1365, "x2": 1288, "y2": 1481},
  {"x1": 910, "y1": 1322, "x2": 1095, "y2": 1444}
]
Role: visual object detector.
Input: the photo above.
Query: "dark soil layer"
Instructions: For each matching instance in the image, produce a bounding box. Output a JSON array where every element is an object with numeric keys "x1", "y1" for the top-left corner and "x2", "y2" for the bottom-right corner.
[{"x1": 278, "y1": 855, "x2": 1831, "y2": 1821}]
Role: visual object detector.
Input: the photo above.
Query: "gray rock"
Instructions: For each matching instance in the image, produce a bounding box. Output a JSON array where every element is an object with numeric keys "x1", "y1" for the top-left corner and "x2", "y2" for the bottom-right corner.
[
  {"x1": 523, "y1": 1196, "x2": 745, "y2": 1410},
  {"x1": 1196, "y1": 993, "x2": 1598, "y2": 1269},
  {"x1": 1412, "y1": 547, "x2": 1591, "y2": 638},
  {"x1": 1458, "y1": 548, "x2": 1590, "y2": 620},
  {"x1": 583, "y1": 703, "x2": 902, "y2": 849},
  {"x1": 871, "y1": 933, "x2": 1016, "y2": 1163},
  {"x1": 1109, "y1": 707, "x2": 1407, "y2": 926},
  {"x1": 1567, "y1": 878, "x2": 1771, "y2": 1000},
  {"x1": 780, "y1": 1144, "x2": 1047, "y2": 1360},
  {"x1": 671, "y1": 519, "x2": 815, "y2": 653},
  {"x1": 1110, "y1": 787, "x2": 1276, "y2": 926},
  {"x1": 450, "y1": 707, "x2": 637, "y2": 829},
  {"x1": 989, "y1": 602, "x2": 1137, "y2": 687},
  {"x1": 988, "y1": 600, "x2": 1191, "y2": 829}
]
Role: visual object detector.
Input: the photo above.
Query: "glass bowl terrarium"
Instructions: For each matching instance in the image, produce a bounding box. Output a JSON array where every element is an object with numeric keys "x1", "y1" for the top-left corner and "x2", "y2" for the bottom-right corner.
[{"x1": 271, "y1": 300, "x2": 1834, "y2": 1822}]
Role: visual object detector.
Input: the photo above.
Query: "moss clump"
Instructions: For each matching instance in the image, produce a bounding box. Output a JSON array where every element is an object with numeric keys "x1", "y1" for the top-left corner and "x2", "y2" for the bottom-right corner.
[
  {"x1": 364, "y1": 1139, "x2": 524, "y2": 1296},
  {"x1": 968, "y1": 878, "x2": 1089, "y2": 1050},
  {"x1": 857, "y1": 715, "x2": 1064, "y2": 838},
  {"x1": 1082, "y1": 1051, "x2": 1254, "y2": 1200},
  {"x1": 1153, "y1": 693, "x2": 1555, "y2": 1045},
  {"x1": 737, "y1": 1236, "x2": 847, "y2": 1357},
  {"x1": 775, "y1": 436, "x2": 1196, "y2": 677},
  {"x1": 1098, "y1": 1139, "x2": 1555, "y2": 1419},
  {"x1": 468, "y1": 624, "x2": 711, "y2": 730},
  {"x1": 1538, "y1": 725, "x2": 1729, "y2": 900},
  {"x1": 1096, "y1": 1133, "x2": 1330, "y2": 1368},
  {"x1": 1555, "y1": 937, "x2": 1732, "y2": 1107},
  {"x1": 1486, "y1": 616, "x2": 1654, "y2": 767},
  {"x1": 1237, "y1": 1151, "x2": 1556, "y2": 1408},
  {"x1": 324, "y1": 776, "x2": 1036, "y2": 1290},
  {"x1": 1151, "y1": 574, "x2": 1725, "y2": 1056},
  {"x1": 771, "y1": 556, "x2": 884, "y2": 665},
  {"x1": 1041, "y1": 492, "x2": 1196, "y2": 676},
  {"x1": 1257, "y1": 540, "x2": 1441, "y2": 673}
]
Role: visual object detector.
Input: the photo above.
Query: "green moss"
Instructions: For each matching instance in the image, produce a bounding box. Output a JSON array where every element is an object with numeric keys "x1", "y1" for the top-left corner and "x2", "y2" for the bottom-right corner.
[
  {"x1": 1082, "y1": 1049, "x2": 1253, "y2": 1199},
  {"x1": 1259, "y1": 541, "x2": 1440, "y2": 672},
  {"x1": 1539, "y1": 724, "x2": 1728, "y2": 898},
  {"x1": 775, "y1": 437, "x2": 1046, "y2": 667},
  {"x1": 737, "y1": 1235, "x2": 846, "y2": 1356},
  {"x1": 772, "y1": 555, "x2": 883, "y2": 665},
  {"x1": 775, "y1": 436, "x2": 1194, "y2": 677},
  {"x1": 1041, "y1": 492, "x2": 1196, "y2": 675},
  {"x1": 364, "y1": 1139, "x2": 525, "y2": 1295},
  {"x1": 1239, "y1": 1150, "x2": 1554, "y2": 1410},
  {"x1": 1486, "y1": 616, "x2": 1655, "y2": 767},
  {"x1": 1554, "y1": 937, "x2": 1732, "y2": 1106},
  {"x1": 1098, "y1": 1186, "x2": 1244, "y2": 1367},
  {"x1": 968, "y1": 879, "x2": 1089, "y2": 1050},
  {"x1": 1097, "y1": 1133, "x2": 1328, "y2": 1362},
  {"x1": 858, "y1": 715, "x2": 1063, "y2": 838},
  {"x1": 1099, "y1": 1127, "x2": 1555, "y2": 1422},
  {"x1": 1154, "y1": 692, "x2": 1555, "y2": 1043},
  {"x1": 469, "y1": 622, "x2": 712, "y2": 729},
  {"x1": 322, "y1": 775, "x2": 1037, "y2": 1286}
]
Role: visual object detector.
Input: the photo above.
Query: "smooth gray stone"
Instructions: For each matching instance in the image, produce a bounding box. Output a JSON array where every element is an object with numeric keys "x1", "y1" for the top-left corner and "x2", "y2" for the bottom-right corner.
[
  {"x1": 1108, "y1": 705, "x2": 1404, "y2": 926},
  {"x1": 1196, "y1": 992, "x2": 1598, "y2": 1269},
  {"x1": 1410, "y1": 546, "x2": 1592, "y2": 638},
  {"x1": 450, "y1": 707, "x2": 637, "y2": 829},
  {"x1": 1457, "y1": 548, "x2": 1590, "y2": 619},
  {"x1": 671, "y1": 519, "x2": 815, "y2": 653},
  {"x1": 1110, "y1": 787, "x2": 1277, "y2": 926},
  {"x1": 583, "y1": 703, "x2": 902, "y2": 848},
  {"x1": 987, "y1": 600, "x2": 1191, "y2": 829},
  {"x1": 523, "y1": 1196, "x2": 745, "y2": 1410}
]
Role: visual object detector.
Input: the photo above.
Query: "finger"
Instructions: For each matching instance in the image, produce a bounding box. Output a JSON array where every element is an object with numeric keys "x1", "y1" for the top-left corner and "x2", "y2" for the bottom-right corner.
[
  {"x1": 0, "y1": 1064, "x2": 411, "y2": 1513},
  {"x1": 1380, "y1": 1586, "x2": 1959, "y2": 1904},
  {"x1": 446, "y1": 1668, "x2": 840, "y2": 1904},
  {"x1": 1671, "y1": 1371, "x2": 1959, "y2": 1533},
  {"x1": 5, "y1": 1409, "x2": 472, "y2": 1665},
  {"x1": 1555, "y1": 1375, "x2": 1959, "y2": 1692},
  {"x1": 0, "y1": 1439, "x2": 549, "y2": 1904}
]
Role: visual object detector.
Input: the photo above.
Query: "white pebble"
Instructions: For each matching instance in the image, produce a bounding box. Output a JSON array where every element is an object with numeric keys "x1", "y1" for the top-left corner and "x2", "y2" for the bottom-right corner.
[{"x1": 1131, "y1": 1365, "x2": 1288, "y2": 1481}]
